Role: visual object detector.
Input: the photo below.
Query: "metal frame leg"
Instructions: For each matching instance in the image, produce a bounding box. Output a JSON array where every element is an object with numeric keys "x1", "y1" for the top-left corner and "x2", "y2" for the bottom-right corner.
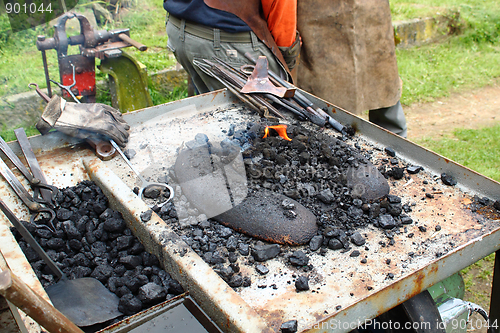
[{"x1": 490, "y1": 250, "x2": 500, "y2": 333}]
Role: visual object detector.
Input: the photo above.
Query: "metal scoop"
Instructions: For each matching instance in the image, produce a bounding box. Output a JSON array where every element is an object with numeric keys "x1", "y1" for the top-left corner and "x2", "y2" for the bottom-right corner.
[
  {"x1": 0, "y1": 199, "x2": 122, "y2": 327},
  {"x1": 110, "y1": 140, "x2": 174, "y2": 208}
]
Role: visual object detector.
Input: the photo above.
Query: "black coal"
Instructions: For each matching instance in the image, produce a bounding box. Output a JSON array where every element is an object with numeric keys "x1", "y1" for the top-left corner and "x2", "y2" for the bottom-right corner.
[
  {"x1": 11, "y1": 180, "x2": 184, "y2": 322},
  {"x1": 154, "y1": 122, "x2": 421, "y2": 290}
]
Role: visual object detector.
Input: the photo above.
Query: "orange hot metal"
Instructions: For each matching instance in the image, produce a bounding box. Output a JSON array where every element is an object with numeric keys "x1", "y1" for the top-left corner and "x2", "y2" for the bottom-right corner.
[{"x1": 263, "y1": 124, "x2": 292, "y2": 141}]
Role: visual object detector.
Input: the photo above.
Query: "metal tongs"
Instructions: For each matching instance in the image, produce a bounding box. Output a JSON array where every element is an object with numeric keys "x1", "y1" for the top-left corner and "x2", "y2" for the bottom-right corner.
[
  {"x1": 110, "y1": 140, "x2": 174, "y2": 208},
  {"x1": 0, "y1": 132, "x2": 58, "y2": 231}
]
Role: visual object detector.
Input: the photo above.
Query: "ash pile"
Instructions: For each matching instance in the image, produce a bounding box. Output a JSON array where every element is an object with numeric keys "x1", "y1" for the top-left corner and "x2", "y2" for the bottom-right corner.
[
  {"x1": 155, "y1": 121, "x2": 419, "y2": 290},
  {"x1": 12, "y1": 181, "x2": 184, "y2": 319}
]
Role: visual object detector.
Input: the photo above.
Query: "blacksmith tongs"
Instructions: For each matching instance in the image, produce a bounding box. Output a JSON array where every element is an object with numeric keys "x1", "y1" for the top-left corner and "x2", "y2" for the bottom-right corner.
[{"x1": 0, "y1": 133, "x2": 58, "y2": 231}]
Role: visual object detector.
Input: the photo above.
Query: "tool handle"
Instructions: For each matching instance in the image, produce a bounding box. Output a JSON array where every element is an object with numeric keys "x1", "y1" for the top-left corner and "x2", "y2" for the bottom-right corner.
[
  {"x1": 0, "y1": 158, "x2": 40, "y2": 211},
  {"x1": 0, "y1": 135, "x2": 40, "y2": 187},
  {"x1": 29, "y1": 83, "x2": 51, "y2": 103},
  {"x1": 86, "y1": 139, "x2": 116, "y2": 161},
  {"x1": 0, "y1": 200, "x2": 65, "y2": 280},
  {"x1": 118, "y1": 33, "x2": 147, "y2": 51},
  {"x1": 0, "y1": 270, "x2": 83, "y2": 333}
]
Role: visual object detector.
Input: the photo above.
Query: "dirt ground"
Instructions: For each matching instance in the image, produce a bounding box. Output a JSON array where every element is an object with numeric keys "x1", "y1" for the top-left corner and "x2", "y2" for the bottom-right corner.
[
  {"x1": 405, "y1": 80, "x2": 500, "y2": 141},
  {"x1": 399, "y1": 82, "x2": 499, "y2": 330}
]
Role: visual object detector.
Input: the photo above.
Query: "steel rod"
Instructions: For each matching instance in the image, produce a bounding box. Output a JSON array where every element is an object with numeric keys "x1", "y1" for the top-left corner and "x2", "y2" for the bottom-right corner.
[
  {"x1": 0, "y1": 200, "x2": 64, "y2": 280},
  {"x1": 41, "y1": 50, "x2": 52, "y2": 98}
]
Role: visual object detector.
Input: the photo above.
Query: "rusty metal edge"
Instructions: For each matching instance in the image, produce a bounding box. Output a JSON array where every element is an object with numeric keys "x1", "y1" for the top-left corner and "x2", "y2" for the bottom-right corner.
[
  {"x1": 97, "y1": 293, "x2": 187, "y2": 332},
  {"x1": 306, "y1": 91, "x2": 500, "y2": 200},
  {"x1": 0, "y1": 248, "x2": 42, "y2": 333},
  {"x1": 303, "y1": 226, "x2": 500, "y2": 332},
  {"x1": 82, "y1": 156, "x2": 272, "y2": 333}
]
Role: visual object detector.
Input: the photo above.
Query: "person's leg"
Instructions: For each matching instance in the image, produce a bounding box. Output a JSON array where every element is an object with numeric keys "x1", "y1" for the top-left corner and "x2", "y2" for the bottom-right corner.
[
  {"x1": 368, "y1": 101, "x2": 407, "y2": 138},
  {"x1": 166, "y1": 19, "x2": 211, "y2": 93}
]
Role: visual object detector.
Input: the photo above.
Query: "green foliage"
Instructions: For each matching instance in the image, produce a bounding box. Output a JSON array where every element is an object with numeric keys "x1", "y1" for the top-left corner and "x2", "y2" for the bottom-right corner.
[
  {"x1": 149, "y1": 84, "x2": 187, "y2": 106},
  {"x1": 0, "y1": 124, "x2": 39, "y2": 141},
  {"x1": 0, "y1": 0, "x2": 174, "y2": 96},
  {"x1": 397, "y1": 39, "x2": 500, "y2": 105},
  {"x1": 417, "y1": 125, "x2": 500, "y2": 182}
]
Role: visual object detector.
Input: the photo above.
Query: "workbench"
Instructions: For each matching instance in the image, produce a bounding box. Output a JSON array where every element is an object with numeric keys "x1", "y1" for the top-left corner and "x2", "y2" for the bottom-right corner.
[{"x1": 0, "y1": 89, "x2": 499, "y2": 332}]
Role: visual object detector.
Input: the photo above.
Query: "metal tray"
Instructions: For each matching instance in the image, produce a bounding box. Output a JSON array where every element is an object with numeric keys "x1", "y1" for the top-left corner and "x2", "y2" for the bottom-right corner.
[{"x1": 1, "y1": 89, "x2": 499, "y2": 333}]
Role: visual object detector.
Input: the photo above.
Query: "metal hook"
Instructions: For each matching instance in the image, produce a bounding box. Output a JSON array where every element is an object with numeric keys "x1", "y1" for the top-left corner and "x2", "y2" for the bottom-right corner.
[{"x1": 50, "y1": 63, "x2": 80, "y2": 103}]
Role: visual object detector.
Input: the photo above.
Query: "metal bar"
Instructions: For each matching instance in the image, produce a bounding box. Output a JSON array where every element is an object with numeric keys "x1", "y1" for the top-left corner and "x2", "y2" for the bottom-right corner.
[
  {"x1": 0, "y1": 136, "x2": 35, "y2": 183},
  {"x1": 0, "y1": 200, "x2": 64, "y2": 281},
  {"x1": 117, "y1": 33, "x2": 147, "y2": 51},
  {"x1": 14, "y1": 129, "x2": 53, "y2": 205},
  {"x1": 83, "y1": 157, "x2": 271, "y2": 333},
  {"x1": 40, "y1": 50, "x2": 52, "y2": 98},
  {"x1": 0, "y1": 158, "x2": 40, "y2": 212},
  {"x1": 490, "y1": 250, "x2": 500, "y2": 333}
]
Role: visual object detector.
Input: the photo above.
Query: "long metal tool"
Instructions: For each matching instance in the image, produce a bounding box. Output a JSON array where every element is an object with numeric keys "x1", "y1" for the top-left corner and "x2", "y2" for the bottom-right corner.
[
  {"x1": 194, "y1": 58, "x2": 286, "y2": 120},
  {"x1": 244, "y1": 52, "x2": 345, "y2": 133},
  {"x1": 0, "y1": 199, "x2": 122, "y2": 327},
  {"x1": 110, "y1": 140, "x2": 174, "y2": 208},
  {"x1": 0, "y1": 135, "x2": 58, "y2": 231},
  {"x1": 0, "y1": 136, "x2": 58, "y2": 206},
  {"x1": 14, "y1": 128, "x2": 53, "y2": 205},
  {"x1": 0, "y1": 156, "x2": 56, "y2": 231}
]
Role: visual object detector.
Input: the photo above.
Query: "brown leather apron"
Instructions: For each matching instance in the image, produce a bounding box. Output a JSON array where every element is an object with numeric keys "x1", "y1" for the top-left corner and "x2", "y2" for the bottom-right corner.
[
  {"x1": 297, "y1": 0, "x2": 402, "y2": 114},
  {"x1": 204, "y1": 0, "x2": 293, "y2": 82}
]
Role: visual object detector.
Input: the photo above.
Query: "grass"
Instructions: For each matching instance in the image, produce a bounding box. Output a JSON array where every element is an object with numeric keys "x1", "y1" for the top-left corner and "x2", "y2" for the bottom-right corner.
[
  {"x1": 417, "y1": 124, "x2": 500, "y2": 181},
  {"x1": 397, "y1": 40, "x2": 500, "y2": 105},
  {"x1": 0, "y1": 0, "x2": 176, "y2": 97},
  {"x1": 390, "y1": 0, "x2": 500, "y2": 21},
  {"x1": 394, "y1": 0, "x2": 500, "y2": 105},
  {"x1": 417, "y1": 125, "x2": 500, "y2": 309}
]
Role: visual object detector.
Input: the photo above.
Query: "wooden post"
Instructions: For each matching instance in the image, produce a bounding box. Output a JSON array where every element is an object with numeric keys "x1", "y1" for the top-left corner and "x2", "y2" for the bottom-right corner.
[{"x1": 0, "y1": 270, "x2": 83, "y2": 333}]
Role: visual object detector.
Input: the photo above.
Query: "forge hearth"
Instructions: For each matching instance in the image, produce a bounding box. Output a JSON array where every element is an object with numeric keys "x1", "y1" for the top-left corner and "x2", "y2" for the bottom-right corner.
[
  {"x1": 151, "y1": 121, "x2": 417, "y2": 291},
  {"x1": 2, "y1": 90, "x2": 499, "y2": 333}
]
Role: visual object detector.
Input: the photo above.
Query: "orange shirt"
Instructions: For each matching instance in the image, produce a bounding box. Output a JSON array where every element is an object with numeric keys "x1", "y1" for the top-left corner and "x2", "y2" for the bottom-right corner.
[{"x1": 261, "y1": 0, "x2": 297, "y2": 47}]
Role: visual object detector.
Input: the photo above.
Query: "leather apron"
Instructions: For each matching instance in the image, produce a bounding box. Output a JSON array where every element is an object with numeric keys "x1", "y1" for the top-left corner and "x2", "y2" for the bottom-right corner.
[
  {"x1": 297, "y1": 0, "x2": 402, "y2": 114},
  {"x1": 204, "y1": 0, "x2": 293, "y2": 82}
]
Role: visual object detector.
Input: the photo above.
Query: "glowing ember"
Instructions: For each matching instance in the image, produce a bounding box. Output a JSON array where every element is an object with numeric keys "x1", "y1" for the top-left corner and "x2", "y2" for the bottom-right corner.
[{"x1": 263, "y1": 124, "x2": 292, "y2": 141}]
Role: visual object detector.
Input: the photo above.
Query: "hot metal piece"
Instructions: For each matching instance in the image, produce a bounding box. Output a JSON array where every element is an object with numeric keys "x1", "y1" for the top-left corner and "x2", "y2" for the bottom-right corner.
[{"x1": 241, "y1": 56, "x2": 295, "y2": 98}]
